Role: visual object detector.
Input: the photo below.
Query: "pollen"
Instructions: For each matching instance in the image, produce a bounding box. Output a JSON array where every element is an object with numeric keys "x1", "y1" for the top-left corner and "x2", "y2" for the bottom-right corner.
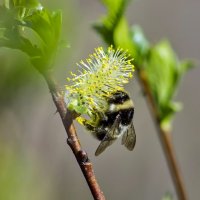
[{"x1": 65, "y1": 46, "x2": 135, "y2": 116}]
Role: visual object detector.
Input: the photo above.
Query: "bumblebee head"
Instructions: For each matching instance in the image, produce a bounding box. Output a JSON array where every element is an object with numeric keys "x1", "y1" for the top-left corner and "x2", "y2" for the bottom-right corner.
[{"x1": 108, "y1": 91, "x2": 130, "y2": 104}]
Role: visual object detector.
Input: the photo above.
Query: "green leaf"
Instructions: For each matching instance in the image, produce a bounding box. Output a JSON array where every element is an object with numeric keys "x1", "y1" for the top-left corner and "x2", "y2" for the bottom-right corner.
[
  {"x1": 0, "y1": 1, "x2": 62, "y2": 73},
  {"x1": 11, "y1": 0, "x2": 40, "y2": 8},
  {"x1": 23, "y1": 9, "x2": 62, "y2": 71},
  {"x1": 4, "y1": 0, "x2": 41, "y2": 20},
  {"x1": 129, "y1": 25, "x2": 150, "y2": 65},
  {"x1": 113, "y1": 17, "x2": 135, "y2": 55},
  {"x1": 93, "y1": 0, "x2": 130, "y2": 45},
  {"x1": 145, "y1": 40, "x2": 190, "y2": 129}
]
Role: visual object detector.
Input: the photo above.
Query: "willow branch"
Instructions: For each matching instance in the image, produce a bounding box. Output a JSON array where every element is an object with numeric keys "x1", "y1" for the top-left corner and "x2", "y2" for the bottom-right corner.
[
  {"x1": 137, "y1": 69, "x2": 187, "y2": 200},
  {"x1": 43, "y1": 71, "x2": 105, "y2": 200}
]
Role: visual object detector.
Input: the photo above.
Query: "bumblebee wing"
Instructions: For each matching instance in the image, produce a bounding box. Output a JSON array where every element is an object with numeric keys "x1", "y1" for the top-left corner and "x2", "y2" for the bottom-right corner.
[
  {"x1": 95, "y1": 115, "x2": 121, "y2": 156},
  {"x1": 95, "y1": 138, "x2": 116, "y2": 156},
  {"x1": 121, "y1": 122, "x2": 136, "y2": 151}
]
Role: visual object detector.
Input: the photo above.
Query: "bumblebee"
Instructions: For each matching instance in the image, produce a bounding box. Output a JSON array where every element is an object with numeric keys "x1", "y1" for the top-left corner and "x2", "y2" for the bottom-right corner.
[{"x1": 81, "y1": 90, "x2": 136, "y2": 156}]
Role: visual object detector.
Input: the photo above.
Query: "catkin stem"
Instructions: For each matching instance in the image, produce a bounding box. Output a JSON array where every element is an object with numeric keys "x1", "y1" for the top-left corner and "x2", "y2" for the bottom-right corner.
[{"x1": 138, "y1": 69, "x2": 188, "y2": 200}]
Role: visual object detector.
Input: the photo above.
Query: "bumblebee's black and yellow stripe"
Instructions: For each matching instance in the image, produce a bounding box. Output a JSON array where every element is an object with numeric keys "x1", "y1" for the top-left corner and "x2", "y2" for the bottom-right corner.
[{"x1": 83, "y1": 91, "x2": 136, "y2": 156}]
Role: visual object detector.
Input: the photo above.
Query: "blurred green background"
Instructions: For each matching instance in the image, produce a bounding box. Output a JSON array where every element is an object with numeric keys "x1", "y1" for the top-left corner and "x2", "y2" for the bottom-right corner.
[{"x1": 0, "y1": 0, "x2": 200, "y2": 199}]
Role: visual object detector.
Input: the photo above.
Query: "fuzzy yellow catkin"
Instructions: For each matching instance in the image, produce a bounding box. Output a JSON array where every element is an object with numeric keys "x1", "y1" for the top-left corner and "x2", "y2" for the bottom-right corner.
[{"x1": 65, "y1": 46, "x2": 135, "y2": 117}]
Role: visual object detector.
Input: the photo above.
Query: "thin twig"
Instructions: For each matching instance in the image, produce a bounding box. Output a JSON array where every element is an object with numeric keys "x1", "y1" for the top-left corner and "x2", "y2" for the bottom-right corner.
[
  {"x1": 137, "y1": 69, "x2": 187, "y2": 200},
  {"x1": 43, "y1": 71, "x2": 105, "y2": 200}
]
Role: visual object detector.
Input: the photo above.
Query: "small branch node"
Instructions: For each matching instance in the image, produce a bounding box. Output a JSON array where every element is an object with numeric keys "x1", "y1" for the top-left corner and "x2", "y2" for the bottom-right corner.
[
  {"x1": 66, "y1": 136, "x2": 77, "y2": 146},
  {"x1": 77, "y1": 150, "x2": 90, "y2": 164}
]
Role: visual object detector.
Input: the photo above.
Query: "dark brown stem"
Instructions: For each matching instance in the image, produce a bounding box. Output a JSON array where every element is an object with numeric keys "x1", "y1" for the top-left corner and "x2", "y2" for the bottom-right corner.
[
  {"x1": 138, "y1": 69, "x2": 187, "y2": 200},
  {"x1": 43, "y1": 71, "x2": 105, "y2": 200}
]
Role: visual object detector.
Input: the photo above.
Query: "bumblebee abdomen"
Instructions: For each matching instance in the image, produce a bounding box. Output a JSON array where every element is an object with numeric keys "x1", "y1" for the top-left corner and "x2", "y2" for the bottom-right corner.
[
  {"x1": 120, "y1": 108, "x2": 134, "y2": 125},
  {"x1": 98, "y1": 111, "x2": 119, "y2": 130}
]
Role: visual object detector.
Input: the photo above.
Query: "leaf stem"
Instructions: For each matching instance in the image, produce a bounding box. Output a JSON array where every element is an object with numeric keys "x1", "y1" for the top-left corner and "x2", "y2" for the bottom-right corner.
[
  {"x1": 43, "y1": 71, "x2": 106, "y2": 200},
  {"x1": 138, "y1": 69, "x2": 187, "y2": 200}
]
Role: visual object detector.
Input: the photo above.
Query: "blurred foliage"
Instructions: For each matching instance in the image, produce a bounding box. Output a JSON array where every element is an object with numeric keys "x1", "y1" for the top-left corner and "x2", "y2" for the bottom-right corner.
[
  {"x1": 0, "y1": 141, "x2": 51, "y2": 200},
  {"x1": 162, "y1": 192, "x2": 173, "y2": 200},
  {"x1": 0, "y1": 49, "x2": 38, "y2": 107},
  {"x1": 94, "y1": 0, "x2": 193, "y2": 131}
]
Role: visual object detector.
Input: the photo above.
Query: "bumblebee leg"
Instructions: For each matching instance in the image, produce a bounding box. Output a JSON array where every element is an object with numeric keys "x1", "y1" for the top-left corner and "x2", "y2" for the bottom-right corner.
[
  {"x1": 76, "y1": 116, "x2": 98, "y2": 132},
  {"x1": 76, "y1": 115, "x2": 107, "y2": 140},
  {"x1": 76, "y1": 116, "x2": 87, "y2": 125}
]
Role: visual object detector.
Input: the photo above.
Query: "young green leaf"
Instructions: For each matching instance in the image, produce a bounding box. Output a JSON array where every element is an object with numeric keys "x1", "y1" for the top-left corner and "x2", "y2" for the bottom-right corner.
[
  {"x1": 144, "y1": 40, "x2": 187, "y2": 130},
  {"x1": 23, "y1": 9, "x2": 62, "y2": 71},
  {"x1": 0, "y1": 0, "x2": 62, "y2": 73},
  {"x1": 93, "y1": 0, "x2": 130, "y2": 45}
]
